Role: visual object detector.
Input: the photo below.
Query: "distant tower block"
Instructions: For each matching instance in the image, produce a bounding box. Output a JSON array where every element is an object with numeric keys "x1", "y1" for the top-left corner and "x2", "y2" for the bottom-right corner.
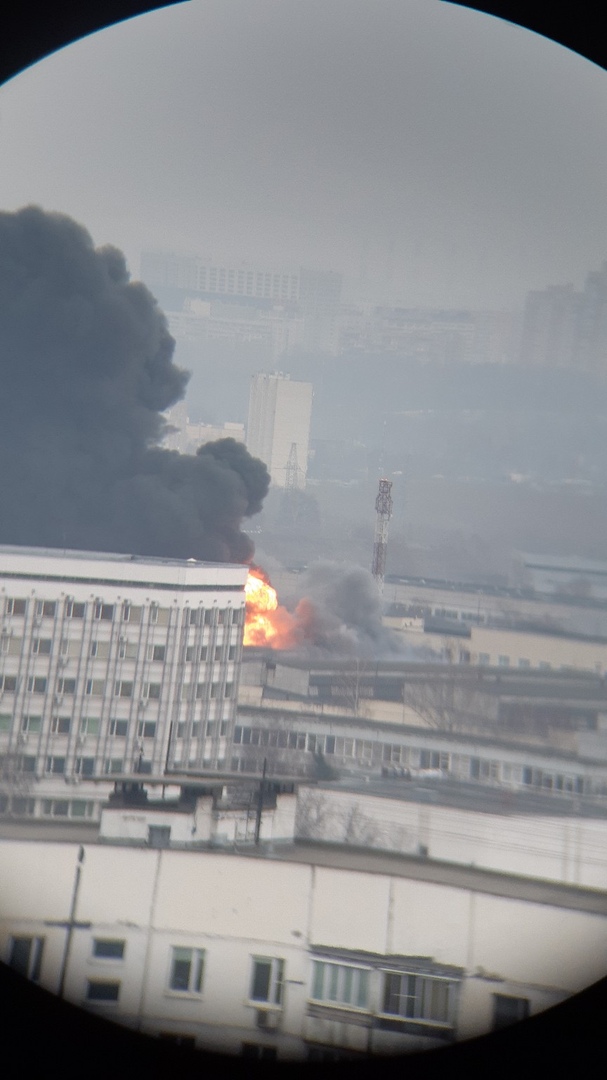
[{"x1": 372, "y1": 478, "x2": 393, "y2": 593}]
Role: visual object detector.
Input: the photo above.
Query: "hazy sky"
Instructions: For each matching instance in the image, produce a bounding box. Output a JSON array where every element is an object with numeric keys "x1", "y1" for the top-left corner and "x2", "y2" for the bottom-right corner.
[{"x1": 2, "y1": 0, "x2": 607, "y2": 309}]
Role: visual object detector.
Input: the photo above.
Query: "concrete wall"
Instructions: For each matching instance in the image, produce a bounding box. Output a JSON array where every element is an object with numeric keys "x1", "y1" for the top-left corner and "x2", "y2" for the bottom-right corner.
[
  {"x1": 1, "y1": 837, "x2": 606, "y2": 1057},
  {"x1": 295, "y1": 786, "x2": 607, "y2": 888}
]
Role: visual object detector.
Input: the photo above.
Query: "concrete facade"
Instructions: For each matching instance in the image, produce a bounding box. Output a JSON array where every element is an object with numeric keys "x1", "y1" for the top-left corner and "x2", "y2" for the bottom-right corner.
[
  {"x1": 0, "y1": 547, "x2": 248, "y2": 814},
  {"x1": 1, "y1": 824, "x2": 605, "y2": 1058}
]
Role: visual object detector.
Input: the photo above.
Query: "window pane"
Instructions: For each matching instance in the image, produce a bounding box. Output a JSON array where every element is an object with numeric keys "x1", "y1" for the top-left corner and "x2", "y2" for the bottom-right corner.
[
  {"x1": 170, "y1": 949, "x2": 192, "y2": 991},
  {"x1": 251, "y1": 960, "x2": 271, "y2": 1001},
  {"x1": 493, "y1": 994, "x2": 529, "y2": 1030},
  {"x1": 93, "y1": 939, "x2": 125, "y2": 959},
  {"x1": 193, "y1": 950, "x2": 204, "y2": 993},
  {"x1": 86, "y1": 981, "x2": 120, "y2": 1002},
  {"x1": 9, "y1": 937, "x2": 32, "y2": 977},
  {"x1": 357, "y1": 969, "x2": 369, "y2": 1008},
  {"x1": 312, "y1": 961, "x2": 324, "y2": 1000}
]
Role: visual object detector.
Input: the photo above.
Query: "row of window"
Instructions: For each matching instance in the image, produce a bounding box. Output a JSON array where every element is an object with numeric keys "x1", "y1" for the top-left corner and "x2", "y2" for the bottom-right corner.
[
  {"x1": 2, "y1": 714, "x2": 230, "y2": 740},
  {"x1": 231, "y1": 726, "x2": 593, "y2": 795},
  {"x1": 478, "y1": 654, "x2": 583, "y2": 671},
  {"x1": 0, "y1": 795, "x2": 97, "y2": 819},
  {"x1": 0, "y1": 676, "x2": 234, "y2": 699},
  {"x1": 7, "y1": 934, "x2": 456, "y2": 1029},
  {"x1": 3, "y1": 636, "x2": 238, "y2": 660},
  {"x1": 3, "y1": 598, "x2": 244, "y2": 627},
  {"x1": 8, "y1": 933, "x2": 527, "y2": 1038}
]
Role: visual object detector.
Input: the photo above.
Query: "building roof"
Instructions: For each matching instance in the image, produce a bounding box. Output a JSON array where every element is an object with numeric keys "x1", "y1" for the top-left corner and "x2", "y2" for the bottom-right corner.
[
  {"x1": 0, "y1": 545, "x2": 249, "y2": 590},
  {"x1": 0, "y1": 824, "x2": 604, "y2": 915}
]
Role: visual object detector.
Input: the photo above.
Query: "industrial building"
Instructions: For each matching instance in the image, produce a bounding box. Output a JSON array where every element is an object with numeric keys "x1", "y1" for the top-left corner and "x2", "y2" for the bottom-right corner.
[
  {"x1": 246, "y1": 372, "x2": 313, "y2": 490},
  {"x1": 0, "y1": 546, "x2": 248, "y2": 818},
  {"x1": 1, "y1": 778, "x2": 606, "y2": 1059}
]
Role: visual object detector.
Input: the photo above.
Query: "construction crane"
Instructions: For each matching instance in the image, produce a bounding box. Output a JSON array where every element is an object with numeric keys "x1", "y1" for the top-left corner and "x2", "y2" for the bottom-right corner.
[{"x1": 371, "y1": 477, "x2": 393, "y2": 593}]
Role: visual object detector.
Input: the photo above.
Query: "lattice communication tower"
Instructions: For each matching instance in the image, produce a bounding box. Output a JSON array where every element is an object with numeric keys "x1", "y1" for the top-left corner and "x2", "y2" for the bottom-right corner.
[{"x1": 371, "y1": 477, "x2": 393, "y2": 593}]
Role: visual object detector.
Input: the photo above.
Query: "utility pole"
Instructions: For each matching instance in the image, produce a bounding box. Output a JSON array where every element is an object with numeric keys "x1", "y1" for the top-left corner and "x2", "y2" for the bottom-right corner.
[
  {"x1": 46, "y1": 845, "x2": 91, "y2": 1000},
  {"x1": 371, "y1": 477, "x2": 393, "y2": 594}
]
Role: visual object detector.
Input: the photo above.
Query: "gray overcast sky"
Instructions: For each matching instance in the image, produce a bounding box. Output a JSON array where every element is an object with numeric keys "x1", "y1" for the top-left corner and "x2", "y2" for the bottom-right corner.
[{"x1": 1, "y1": 0, "x2": 607, "y2": 309}]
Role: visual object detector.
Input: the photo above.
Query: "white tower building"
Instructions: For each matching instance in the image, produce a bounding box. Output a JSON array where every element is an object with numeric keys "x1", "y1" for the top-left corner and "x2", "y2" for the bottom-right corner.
[{"x1": 246, "y1": 373, "x2": 313, "y2": 489}]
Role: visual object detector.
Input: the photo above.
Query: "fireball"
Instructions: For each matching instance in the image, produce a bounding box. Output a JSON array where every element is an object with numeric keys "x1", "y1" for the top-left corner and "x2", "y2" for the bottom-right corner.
[{"x1": 244, "y1": 567, "x2": 299, "y2": 648}]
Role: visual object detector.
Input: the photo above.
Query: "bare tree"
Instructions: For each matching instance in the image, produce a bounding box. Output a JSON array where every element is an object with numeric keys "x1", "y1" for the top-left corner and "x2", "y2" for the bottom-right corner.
[
  {"x1": 403, "y1": 674, "x2": 497, "y2": 735},
  {"x1": 295, "y1": 790, "x2": 337, "y2": 840},
  {"x1": 331, "y1": 658, "x2": 374, "y2": 718},
  {"x1": 340, "y1": 803, "x2": 380, "y2": 847}
]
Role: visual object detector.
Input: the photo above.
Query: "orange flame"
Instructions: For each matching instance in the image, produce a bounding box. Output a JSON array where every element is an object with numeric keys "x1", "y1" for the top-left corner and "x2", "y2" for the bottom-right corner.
[{"x1": 244, "y1": 567, "x2": 299, "y2": 649}]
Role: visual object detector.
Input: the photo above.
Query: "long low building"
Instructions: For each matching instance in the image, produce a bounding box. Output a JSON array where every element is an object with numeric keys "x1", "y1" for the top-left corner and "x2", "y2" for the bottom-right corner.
[{"x1": 1, "y1": 783, "x2": 606, "y2": 1060}]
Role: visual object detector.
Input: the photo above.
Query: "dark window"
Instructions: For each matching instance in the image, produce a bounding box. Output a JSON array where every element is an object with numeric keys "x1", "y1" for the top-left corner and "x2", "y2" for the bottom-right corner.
[
  {"x1": 7, "y1": 599, "x2": 27, "y2": 616},
  {"x1": 31, "y1": 638, "x2": 52, "y2": 655},
  {"x1": 76, "y1": 757, "x2": 95, "y2": 777},
  {"x1": 46, "y1": 757, "x2": 65, "y2": 775},
  {"x1": 110, "y1": 719, "x2": 128, "y2": 737},
  {"x1": 148, "y1": 825, "x2": 171, "y2": 848},
  {"x1": 138, "y1": 721, "x2": 157, "y2": 739},
  {"x1": 65, "y1": 601, "x2": 85, "y2": 618},
  {"x1": 94, "y1": 603, "x2": 114, "y2": 621},
  {"x1": 36, "y1": 601, "x2": 56, "y2": 618},
  {"x1": 241, "y1": 1045, "x2": 277, "y2": 1060},
  {"x1": 8, "y1": 936, "x2": 44, "y2": 981},
  {"x1": 86, "y1": 980, "x2": 120, "y2": 1003},
  {"x1": 28, "y1": 677, "x2": 47, "y2": 694},
  {"x1": 250, "y1": 958, "x2": 284, "y2": 1005},
  {"x1": 169, "y1": 947, "x2": 205, "y2": 993},
  {"x1": 93, "y1": 939, "x2": 125, "y2": 960},
  {"x1": 152, "y1": 645, "x2": 165, "y2": 662},
  {"x1": 57, "y1": 678, "x2": 76, "y2": 695},
  {"x1": 493, "y1": 994, "x2": 530, "y2": 1030},
  {"x1": 51, "y1": 716, "x2": 71, "y2": 734}
]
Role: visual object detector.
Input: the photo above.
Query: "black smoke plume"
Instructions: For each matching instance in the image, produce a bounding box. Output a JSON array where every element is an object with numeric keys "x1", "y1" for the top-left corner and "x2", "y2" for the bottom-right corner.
[{"x1": 0, "y1": 206, "x2": 269, "y2": 562}]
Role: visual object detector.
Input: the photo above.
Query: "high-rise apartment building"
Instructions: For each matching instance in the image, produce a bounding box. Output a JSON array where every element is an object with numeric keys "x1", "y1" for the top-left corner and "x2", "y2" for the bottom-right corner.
[
  {"x1": 0, "y1": 547, "x2": 248, "y2": 818},
  {"x1": 246, "y1": 374, "x2": 313, "y2": 490},
  {"x1": 518, "y1": 284, "x2": 579, "y2": 369}
]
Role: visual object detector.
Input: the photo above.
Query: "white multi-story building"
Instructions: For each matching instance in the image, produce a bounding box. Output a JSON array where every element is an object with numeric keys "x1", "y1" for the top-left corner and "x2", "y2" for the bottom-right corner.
[
  {"x1": 0, "y1": 547, "x2": 248, "y2": 818},
  {"x1": 246, "y1": 373, "x2": 313, "y2": 490},
  {"x1": 1, "y1": 791, "x2": 605, "y2": 1059}
]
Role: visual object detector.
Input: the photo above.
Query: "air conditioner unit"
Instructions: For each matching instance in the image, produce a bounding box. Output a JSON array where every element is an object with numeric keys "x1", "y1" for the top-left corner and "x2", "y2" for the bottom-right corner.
[{"x1": 256, "y1": 1009, "x2": 280, "y2": 1032}]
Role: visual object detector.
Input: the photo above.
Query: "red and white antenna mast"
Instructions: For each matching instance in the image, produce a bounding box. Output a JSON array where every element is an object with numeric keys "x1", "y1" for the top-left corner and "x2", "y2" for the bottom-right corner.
[{"x1": 372, "y1": 477, "x2": 393, "y2": 594}]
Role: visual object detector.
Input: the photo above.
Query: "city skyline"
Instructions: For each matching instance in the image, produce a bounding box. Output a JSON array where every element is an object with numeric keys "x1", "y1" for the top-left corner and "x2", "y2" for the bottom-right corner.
[{"x1": 3, "y1": 2, "x2": 607, "y2": 309}]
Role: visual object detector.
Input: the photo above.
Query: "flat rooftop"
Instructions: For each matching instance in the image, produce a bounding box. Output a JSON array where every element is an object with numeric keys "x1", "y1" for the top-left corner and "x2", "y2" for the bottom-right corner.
[
  {"x1": 0, "y1": 825, "x2": 603, "y2": 915},
  {"x1": 0, "y1": 545, "x2": 248, "y2": 591},
  {"x1": 0, "y1": 544, "x2": 245, "y2": 572}
]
